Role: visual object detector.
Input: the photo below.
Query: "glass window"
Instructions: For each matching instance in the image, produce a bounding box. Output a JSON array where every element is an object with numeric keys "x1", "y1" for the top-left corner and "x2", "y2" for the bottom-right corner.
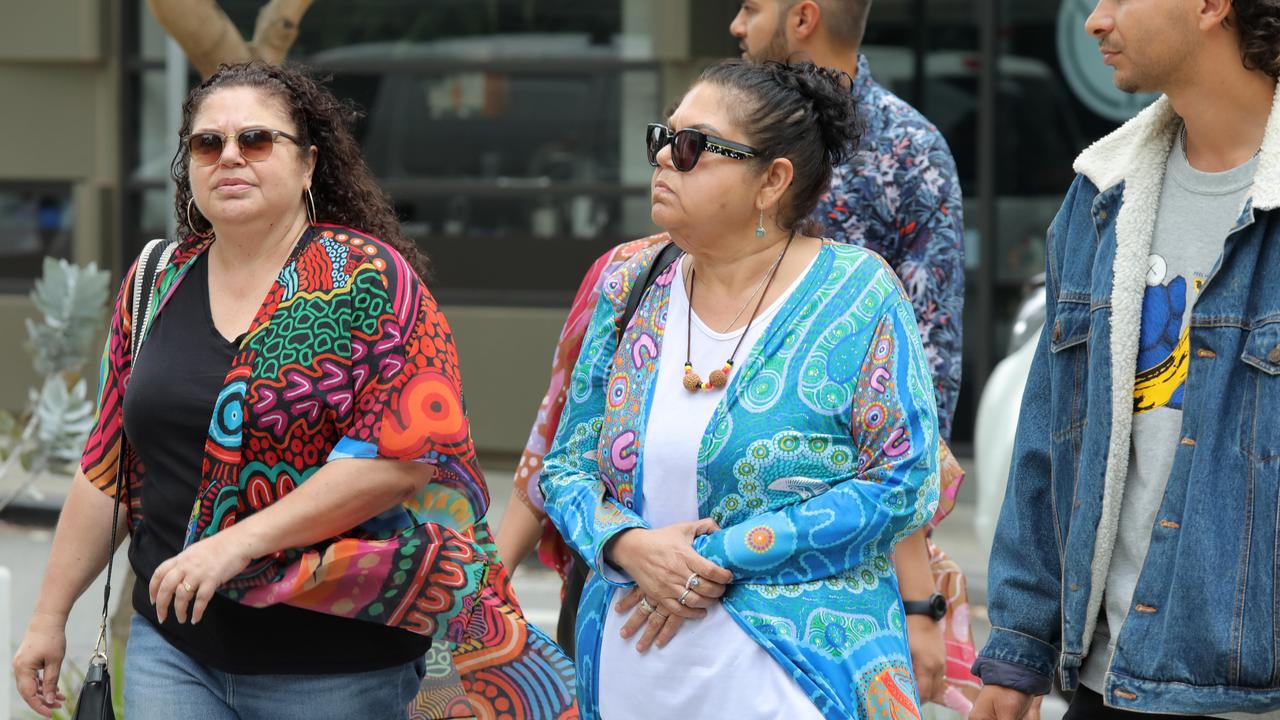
[
  {"x1": 139, "y1": 187, "x2": 171, "y2": 242},
  {"x1": 138, "y1": 0, "x2": 168, "y2": 62},
  {"x1": 211, "y1": 0, "x2": 661, "y2": 304},
  {"x1": 987, "y1": 1, "x2": 1133, "y2": 354},
  {"x1": 863, "y1": 2, "x2": 985, "y2": 441},
  {"x1": 0, "y1": 182, "x2": 74, "y2": 290},
  {"x1": 134, "y1": 68, "x2": 173, "y2": 182},
  {"x1": 222, "y1": 0, "x2": 624, "y2": 55}
]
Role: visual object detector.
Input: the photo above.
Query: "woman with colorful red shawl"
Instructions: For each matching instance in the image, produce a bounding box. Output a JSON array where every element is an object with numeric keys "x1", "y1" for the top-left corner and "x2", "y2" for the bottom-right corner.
[{"x1": 13, "y1": 63, "x2": 575, "y2": 720}]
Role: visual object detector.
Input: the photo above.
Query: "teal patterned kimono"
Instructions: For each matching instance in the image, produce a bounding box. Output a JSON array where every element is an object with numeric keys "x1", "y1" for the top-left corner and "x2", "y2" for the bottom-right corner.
[{"x1": 541, "y1": 241, "x2": 940, "y2": 719}]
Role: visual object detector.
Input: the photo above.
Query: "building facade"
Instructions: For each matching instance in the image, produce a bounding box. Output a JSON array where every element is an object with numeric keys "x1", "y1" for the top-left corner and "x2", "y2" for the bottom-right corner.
[{"x1": 1, "y1": 0, "x2": 1150, "y2": 452}]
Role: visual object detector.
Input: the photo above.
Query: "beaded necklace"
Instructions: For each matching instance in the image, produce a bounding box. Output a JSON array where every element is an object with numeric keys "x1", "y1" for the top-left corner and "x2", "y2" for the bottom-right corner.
[{"x1": 682, "y1": 233, "x2": 794, "y2": 392}]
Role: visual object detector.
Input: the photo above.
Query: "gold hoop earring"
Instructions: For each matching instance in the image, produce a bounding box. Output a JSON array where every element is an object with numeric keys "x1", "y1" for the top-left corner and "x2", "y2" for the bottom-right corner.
[
  {"x1": 304, "y1": 188, "x2": 317, "y2": 226},
  {"x1": 186, "y1": 197, "x2": 213, "y2": 238}
]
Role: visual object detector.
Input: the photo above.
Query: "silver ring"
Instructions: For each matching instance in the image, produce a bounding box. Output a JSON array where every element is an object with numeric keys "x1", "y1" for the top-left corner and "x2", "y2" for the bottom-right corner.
[
  {"x1": 678, "y1": 588, "x2": 692, "y2": 606},
  {"x1": 684, "y1": 573, "x2": 701, "y2": 590},
  {"x1": 639, "y1": 597, "x2": 656, "y2": 614}
]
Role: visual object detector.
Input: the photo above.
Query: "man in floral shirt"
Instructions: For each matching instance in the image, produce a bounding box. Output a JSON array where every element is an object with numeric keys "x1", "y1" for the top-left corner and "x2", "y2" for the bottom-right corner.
[{"x1": 733, "y1": 0, "x2": 965, "y2": 441}]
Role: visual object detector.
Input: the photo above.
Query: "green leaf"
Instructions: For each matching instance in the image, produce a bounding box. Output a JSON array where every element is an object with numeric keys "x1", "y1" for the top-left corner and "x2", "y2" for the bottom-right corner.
[
  {"x1": 31, "y1": 376, "x2": 98, "y2": 468},
  {"x1": 26, "y1": 257, "x2": 110, "y2": 376}
]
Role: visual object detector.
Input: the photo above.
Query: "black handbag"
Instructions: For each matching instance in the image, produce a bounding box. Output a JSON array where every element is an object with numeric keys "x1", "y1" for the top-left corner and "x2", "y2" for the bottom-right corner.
[
  {"x1": 71, "y1": 238, "x2": 173, "y2": 719},
  {"x1": 556, "y1": 240, "x2": 682, "y2": 658}
]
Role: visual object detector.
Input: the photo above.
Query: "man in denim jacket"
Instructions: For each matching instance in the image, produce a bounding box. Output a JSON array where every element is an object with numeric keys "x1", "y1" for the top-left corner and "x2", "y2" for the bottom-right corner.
[{"x1": 972, "y1": 1, "x2": 1280, "y2": 718}]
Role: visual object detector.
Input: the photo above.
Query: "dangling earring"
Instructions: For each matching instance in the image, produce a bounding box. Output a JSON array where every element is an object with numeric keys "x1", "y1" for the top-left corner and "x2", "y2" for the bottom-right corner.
[
  {"x1": 756, "y1": 209, "x2": 766, "y2": 238},
  {"x1": 304, "y1": 188, "x2": 317, "y2": 226},
  {"x1": 186, "y1": 197, "x2": 213, "y2": 238}
]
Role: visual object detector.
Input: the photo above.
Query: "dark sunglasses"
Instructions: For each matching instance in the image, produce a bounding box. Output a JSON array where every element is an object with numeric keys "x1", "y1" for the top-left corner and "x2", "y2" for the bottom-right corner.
[
  {"x1": 646, "y1": 123, "x2": 757, "y2": 172},
  {"x1": 186, "y1": 128, "x2": 303, "y2": 166}
]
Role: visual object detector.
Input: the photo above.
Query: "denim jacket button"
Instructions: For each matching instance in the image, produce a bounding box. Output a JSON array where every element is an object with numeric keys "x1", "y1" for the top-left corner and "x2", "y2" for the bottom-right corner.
[
  {"x1": 1268, "y1": 345, "x2": 1280, "y2": 364},
  {"x1": 1052, "y1": 321, "x2": 1062, "y2": 342},
  {"x1": 1097, "y1": 210, "x2": 1109, "y2": 222}
]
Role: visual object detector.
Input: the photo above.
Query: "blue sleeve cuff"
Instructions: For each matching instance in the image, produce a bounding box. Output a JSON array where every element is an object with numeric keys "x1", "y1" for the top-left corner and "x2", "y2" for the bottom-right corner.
[
  {"x1": 972, "y1": 657, "x2": 1053, "y2": 696},
  {"x1": 591, "y1": 523, "x2": 646, "y2": 588}
]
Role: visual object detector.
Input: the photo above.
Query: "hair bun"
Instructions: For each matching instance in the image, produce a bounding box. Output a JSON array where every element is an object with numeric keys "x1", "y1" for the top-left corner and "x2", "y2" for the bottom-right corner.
[{"x1": 760, "y1": 61, "x2": 860, "y2": 166}]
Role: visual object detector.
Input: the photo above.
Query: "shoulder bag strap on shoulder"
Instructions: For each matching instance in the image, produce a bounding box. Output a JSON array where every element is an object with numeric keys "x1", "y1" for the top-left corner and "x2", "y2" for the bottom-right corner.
[
  {"x1": 129, "y1": 238, "x2": 175, "y2": 360},
  {"x1": 616, "y1": 241, "x2": 683, "y2": 343},
  {"x1": 95, "y1": 238, "x2": 173, "y2": 660}
]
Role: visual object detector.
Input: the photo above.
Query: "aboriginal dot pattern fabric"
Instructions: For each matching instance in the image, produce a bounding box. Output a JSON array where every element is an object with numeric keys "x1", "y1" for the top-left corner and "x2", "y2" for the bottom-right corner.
[
  {"x1": 81, "y1": 225, "x2": 577, "y2": 719},
  {"x1": 541, "y1": 241, "x2": 940, "y2": 718}
]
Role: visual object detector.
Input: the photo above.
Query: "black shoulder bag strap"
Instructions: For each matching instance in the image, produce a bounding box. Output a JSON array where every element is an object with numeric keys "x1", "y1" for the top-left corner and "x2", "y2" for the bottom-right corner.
[
  {"x1": 614, "y1": 241, "x2": 683, "y2": 345},
  {"x1": 557, "y1": 240, "x2": 683, "y2": 658},
  {"x1": 75, "y1": 238, "x2": 172, "y2": 720}
]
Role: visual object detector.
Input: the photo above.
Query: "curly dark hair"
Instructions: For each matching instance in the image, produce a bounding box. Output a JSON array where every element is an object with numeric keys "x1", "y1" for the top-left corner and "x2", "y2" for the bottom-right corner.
[
  {"x1": 696, "y1": 60, "x2": 862, "y2": 233},
  {"x1": 170, "y1": 62, "x2": 427, "y2": 276},
  {"x1": 1230, "y1": 0, "x2": 1280, "y2": 78}
]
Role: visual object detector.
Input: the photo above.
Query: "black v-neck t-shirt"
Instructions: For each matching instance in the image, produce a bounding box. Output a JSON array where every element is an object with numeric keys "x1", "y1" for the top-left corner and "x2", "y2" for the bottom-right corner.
[{"x1": 122, "y1": 252, "x2": 431, "y2": 674}]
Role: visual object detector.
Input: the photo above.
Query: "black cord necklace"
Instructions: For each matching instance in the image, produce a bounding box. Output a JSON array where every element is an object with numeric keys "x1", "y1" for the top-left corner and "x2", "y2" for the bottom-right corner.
[{"x1": 682, "y1": 233, "x2": 794, "y2": 392}]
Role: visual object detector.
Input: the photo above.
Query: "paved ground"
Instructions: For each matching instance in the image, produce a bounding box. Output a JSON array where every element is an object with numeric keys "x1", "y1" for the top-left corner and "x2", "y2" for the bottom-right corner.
[{"x1": 0, "y1": 456, "x2": 1070, "y2": 719}]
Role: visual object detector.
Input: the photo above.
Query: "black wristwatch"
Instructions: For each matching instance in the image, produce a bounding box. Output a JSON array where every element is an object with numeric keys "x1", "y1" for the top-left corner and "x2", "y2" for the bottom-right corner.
[{"x1": 903, "y1": 593, "x2": 947, "y2": 621}]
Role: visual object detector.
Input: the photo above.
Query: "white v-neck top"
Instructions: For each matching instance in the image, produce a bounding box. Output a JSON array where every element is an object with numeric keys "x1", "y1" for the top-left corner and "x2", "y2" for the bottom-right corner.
[{"x1": 597, "y1": 254, "x2": 823, "y2": 719}]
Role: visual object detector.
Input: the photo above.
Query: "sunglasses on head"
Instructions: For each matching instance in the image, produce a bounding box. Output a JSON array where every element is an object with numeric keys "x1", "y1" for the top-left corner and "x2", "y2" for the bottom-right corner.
[
  {"x1": 186, "y1": 127, "x2": 303, "y2": 166},
  {"x1": 646, "y1": 123, "x2": 758, "y2": 172}
]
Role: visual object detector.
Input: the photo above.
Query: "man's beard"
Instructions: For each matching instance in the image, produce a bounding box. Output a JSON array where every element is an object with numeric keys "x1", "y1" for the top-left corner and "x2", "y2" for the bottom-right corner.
[
  {"x1": 1115, "y1": 76, "x2": 1144, "y2": 94},
  {"x1": 747, "y1": 23, "x2": 791, "y2": 63}
]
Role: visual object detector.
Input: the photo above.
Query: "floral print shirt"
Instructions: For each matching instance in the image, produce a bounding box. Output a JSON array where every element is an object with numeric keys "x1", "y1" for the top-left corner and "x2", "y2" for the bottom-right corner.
[{"x1": 817, "y1": 55, "x2": 966, "y2": 440}]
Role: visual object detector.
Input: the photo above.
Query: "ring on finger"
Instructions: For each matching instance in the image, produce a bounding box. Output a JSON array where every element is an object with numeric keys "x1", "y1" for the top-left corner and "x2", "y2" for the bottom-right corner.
[
  {"x1": 639, "y1": 597, "x2": 656, "y2": 614},
  {"x1": 182, "y1": 581, "x2": 195, "y2": 594},
  {"x1": 678, "y1": 588, "x2": 693, "y2": 606},
  {"x1": 684, "y1": 572, "x2": 701, "y2": 590}
]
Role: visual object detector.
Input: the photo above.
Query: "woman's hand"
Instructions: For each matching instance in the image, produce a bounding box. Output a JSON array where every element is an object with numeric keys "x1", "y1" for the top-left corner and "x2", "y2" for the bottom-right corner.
[
  {"x1": 149, "y1": 533, "x2": 254, "y2": 624},
  {"x1": 905, "y1": 614, "x2": 947, "y2": 703},
  {"x1": 614, "y1": 587, "x2": 690, "y2": 652},
  {"x1": 606, "y1": 519, "x2": 733, "y2": 620},
  {"x1": 13, "y1": 611, "x2": 68, "y2": 718}
]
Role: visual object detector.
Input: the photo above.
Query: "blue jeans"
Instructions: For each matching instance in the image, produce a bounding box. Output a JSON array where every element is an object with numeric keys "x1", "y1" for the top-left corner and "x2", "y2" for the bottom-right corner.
[{"x1": 124, "y1": 615, "x2": 426, "y2": 720}]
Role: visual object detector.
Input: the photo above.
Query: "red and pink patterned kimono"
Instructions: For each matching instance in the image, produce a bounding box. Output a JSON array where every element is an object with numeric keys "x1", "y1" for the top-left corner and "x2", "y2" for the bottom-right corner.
[{"x1": 82, "y1": 225, "x2": 577, "y2": 719}]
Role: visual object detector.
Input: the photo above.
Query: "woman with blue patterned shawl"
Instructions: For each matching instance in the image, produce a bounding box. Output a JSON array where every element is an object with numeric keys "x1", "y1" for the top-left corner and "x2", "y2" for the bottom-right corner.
[{"x1": 541, "y1": 59, "x2": 940, "y2": 720}]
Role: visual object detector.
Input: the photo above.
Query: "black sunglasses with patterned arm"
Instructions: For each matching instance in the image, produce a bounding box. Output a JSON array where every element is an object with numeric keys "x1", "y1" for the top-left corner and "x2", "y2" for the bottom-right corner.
[{"x1": 646, "y1": 123, "x2": 758, "y2": 172}]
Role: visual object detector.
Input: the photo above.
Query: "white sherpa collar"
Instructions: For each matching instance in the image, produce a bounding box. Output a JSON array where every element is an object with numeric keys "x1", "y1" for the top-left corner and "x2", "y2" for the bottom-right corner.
[
  {"x1": 1075, "y1": 82, "x2": 1280, "y2": 210},
  {"x1": 1069, "y1": 81, "x2": 1280, "y2": 659}
]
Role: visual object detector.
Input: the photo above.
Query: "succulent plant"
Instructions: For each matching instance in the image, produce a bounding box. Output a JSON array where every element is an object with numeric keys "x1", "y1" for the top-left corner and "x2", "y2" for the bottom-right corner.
[{"x1": 0, "y1": 257, "x2": 109, "y2": 510}]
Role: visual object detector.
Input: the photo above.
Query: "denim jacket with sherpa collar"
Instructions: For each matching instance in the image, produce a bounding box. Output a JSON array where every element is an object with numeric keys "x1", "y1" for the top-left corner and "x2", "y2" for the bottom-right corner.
[{"x1": 975, "y1": 83, "x2": 1280, "y2": 715}]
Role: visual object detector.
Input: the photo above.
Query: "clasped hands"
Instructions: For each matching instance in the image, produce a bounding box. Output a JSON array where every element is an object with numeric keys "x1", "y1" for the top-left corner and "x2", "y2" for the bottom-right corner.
[{"x1": 604, "y1": 518, "x2": 733, "y2": 652}]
